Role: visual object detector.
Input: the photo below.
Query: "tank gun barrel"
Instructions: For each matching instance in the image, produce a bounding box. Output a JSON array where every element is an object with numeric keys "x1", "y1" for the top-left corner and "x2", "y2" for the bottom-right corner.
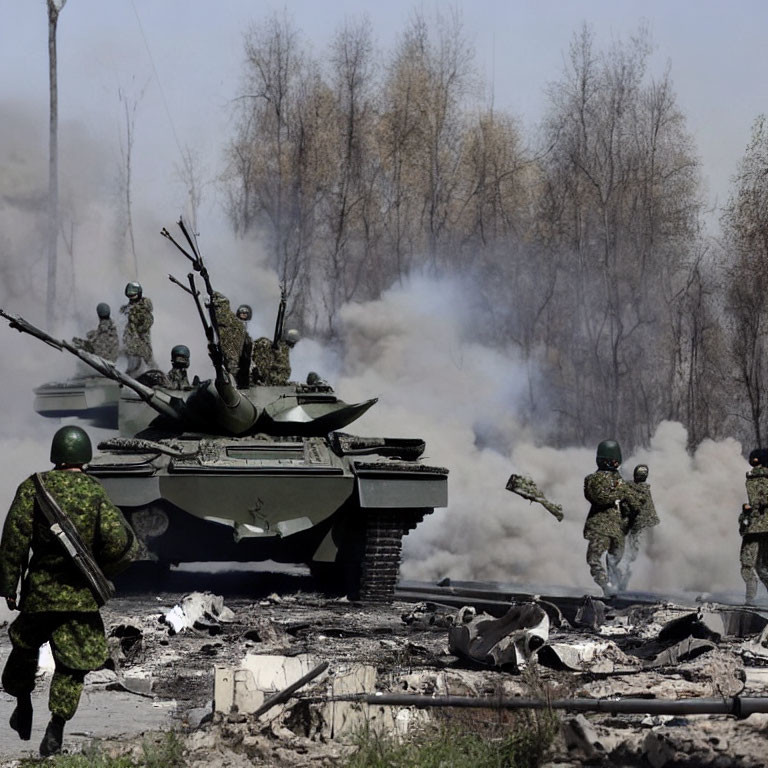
[{"x1": 0, "y1": 309, "x2": 183, "y2": 422}]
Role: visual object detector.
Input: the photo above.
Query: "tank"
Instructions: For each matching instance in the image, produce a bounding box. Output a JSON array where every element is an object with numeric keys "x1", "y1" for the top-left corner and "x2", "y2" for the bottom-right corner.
[
  {"x1": 1, "y1": 306, "x2": 448, "y2": 602},
  {"x1": 33, "y1": 374, "x2": 120, "y2": 429}
]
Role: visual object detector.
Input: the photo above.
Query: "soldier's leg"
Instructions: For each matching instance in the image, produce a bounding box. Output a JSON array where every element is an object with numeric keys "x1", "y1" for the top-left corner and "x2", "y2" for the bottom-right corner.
[
  {"x1": 754, "y1": 537, "x2": 768, "y2": 596},
  {"x1": 605, "y1": 535, "x2": 626, "y2": 594},
  {"x1": 741, "y1": 538, "x2": 759, "y2": 603},
  {"x1": 48, "y1": 662, "x2": 86, "y2": 721},
  {"x1": 586, "y1": 534, "x2": 610, "y2": 588}
]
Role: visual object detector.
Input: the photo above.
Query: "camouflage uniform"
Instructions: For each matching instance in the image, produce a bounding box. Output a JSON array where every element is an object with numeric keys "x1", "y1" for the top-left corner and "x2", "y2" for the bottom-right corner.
[
  {"x1": 166, "y1": 366, "x2": 190, "y2": 390},
  {"x1": 72, "y1": 319, "x2": 119, "y2": 363},
  {"x1": 617, "y1": 481, "x2": 660, "y2": 590},
  {"x1": 583, "y1": 470, "x2": 643, "y2": 591},
  {"x1": 740, "y1": 466, "x2": 768, "y2": 602},
  {"x1": 211, "y1": 293, "x2": 247, "y2": 382},
  {"x1": 120, "y1": 297, "x2": 155, "y2": 373},
  {"x1": 0, "y1": 471, "x2": 137, "y2": 721},
  {"x1": 251, "y1": 338, "x2": 292, "y2": 386}
]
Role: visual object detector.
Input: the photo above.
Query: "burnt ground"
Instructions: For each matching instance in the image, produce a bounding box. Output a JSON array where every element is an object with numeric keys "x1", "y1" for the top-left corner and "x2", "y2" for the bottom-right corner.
[{"x1": 0, "y1": 569, "x2": 767, "y2": 767}]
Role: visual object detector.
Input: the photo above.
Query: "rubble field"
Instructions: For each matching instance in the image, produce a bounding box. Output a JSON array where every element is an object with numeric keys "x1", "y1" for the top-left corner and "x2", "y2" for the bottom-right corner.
[{"x1": 2, "y1": 576, "x2": 768, "y2": 767}]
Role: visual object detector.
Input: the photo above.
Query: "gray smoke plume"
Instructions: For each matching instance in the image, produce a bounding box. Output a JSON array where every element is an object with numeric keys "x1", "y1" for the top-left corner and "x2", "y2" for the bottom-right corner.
[{"x1": 299, "y1": 275, "x2": 747, "y2": 594}]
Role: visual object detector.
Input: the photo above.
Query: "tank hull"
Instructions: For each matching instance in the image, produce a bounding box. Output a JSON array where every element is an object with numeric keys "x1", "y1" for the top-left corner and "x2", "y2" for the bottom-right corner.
[
  {"x1": 33, "y1": 377, "x2": 120, "y2": 428},
  {"x1": 88, "y1": 434, "x2": 447, "y2": 600}
]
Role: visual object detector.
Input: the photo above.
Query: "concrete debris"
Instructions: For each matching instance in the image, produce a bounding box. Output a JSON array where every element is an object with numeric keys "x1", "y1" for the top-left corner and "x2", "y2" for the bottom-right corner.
[
  {"x1": 401, "y1": 601, "x2": 457, "y2": 629},
  {"x1": 164, "y1": 592, "x2": 235, "y2": 634},
  {"x1": 562, "y1": 714, "x2": 618, "y2": 757},
  {"x1": 448, "y1": 603, "x2": 549, "y2": 669},
  {"x1": 536, "y1": 639, "x2": 626, "y2": 672},
  {"x1": 646, "y1": 637, "x2": 717, "y2": 668},
  {"x1": 574, "y1": 595, "x2": 606, "y2": 630},
  {"x1": 741, "y1": 623, "x2": 768, "y2": 662}
]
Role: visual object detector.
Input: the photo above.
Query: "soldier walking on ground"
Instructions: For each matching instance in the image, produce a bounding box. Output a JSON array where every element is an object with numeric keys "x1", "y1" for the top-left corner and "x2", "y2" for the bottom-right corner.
[
  {"x1": 120, "y1": 282, "x2": 155, "y2": 376},
  {"x1": 166, "y1": 344, "x2": 192, "y2": 390},
  {"x1": 72, "y1": 303, "x2": 119, "y2": 362},
  {"x1": 617, "y1": 464, "x2": 660, "y2": 591},
  {"x1": 740, "y1": 449, "x2": 768, "y2": 604},
  {"x1": 583, "y1": 440, "x2": 644, "y2": 596},
  {"x1": 0, "y1": 426, "x2": 137, "y2": 756}
]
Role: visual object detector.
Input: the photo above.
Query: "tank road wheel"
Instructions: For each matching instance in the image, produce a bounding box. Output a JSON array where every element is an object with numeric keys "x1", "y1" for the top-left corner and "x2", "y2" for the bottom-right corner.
[{"x1": 357, "y1": 509, "x2": 426, "y2": 603}]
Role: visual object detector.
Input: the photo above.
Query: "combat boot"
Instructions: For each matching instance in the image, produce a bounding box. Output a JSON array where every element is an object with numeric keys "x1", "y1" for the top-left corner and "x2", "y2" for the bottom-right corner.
[
  {"x1": 39, "y1": 715, "x2": 65, "y2": 757},
  {"x1": 9, "y1": 692, "x2": 32, "y2": 740}
]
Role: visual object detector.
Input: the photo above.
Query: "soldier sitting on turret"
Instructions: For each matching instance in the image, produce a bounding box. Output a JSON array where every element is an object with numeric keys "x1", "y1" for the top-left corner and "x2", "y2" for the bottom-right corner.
[
  {"x1": 235, "y1": 304, "x2": 253, "y2": 389},
  {"x1": 251, "y1": 329, "x2": 299, "y2": 386},
  {"x1": 72, "y1": 303, "x2": 119, "y2": 363},
  {"x1": 120, "y1": 282, "x2": 155, "y2": 376},
  {"x1": 166, "y1": 345, "x2": 192, "y2": 390}
]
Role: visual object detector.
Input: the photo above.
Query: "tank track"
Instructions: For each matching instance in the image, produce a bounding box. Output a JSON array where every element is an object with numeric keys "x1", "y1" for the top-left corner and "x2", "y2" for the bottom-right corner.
[{"x1": 358, "y1": 510, "x2": 426, "y2": 602}]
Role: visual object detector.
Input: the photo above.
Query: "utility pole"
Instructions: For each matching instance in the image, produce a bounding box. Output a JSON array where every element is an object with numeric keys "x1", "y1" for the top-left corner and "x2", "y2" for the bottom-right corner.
[{"x1": 46, "y1": 0, "x2": 67, "y2": 328}]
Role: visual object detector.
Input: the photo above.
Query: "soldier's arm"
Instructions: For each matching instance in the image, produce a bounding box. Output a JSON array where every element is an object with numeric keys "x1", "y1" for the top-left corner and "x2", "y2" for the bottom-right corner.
[
  {"x1": 747, "y1": 477, "x2": 768, "y2": 509},
  {"x1": 0, "y1": 479, "x2": 35, "y2": 604},
  {"x1": 584, "y1": 473, "x2": 623, "y2": 506},
  {"x1": 95, "y1": 495, "x2": 140, "y2": 577}
]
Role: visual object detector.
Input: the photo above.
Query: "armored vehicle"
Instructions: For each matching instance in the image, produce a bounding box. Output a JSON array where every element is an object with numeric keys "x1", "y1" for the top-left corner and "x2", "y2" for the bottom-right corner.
[
  {"x1": 33, "y1": 373, "x2": 119, "y2": 429},
  {"x1": 1, "y1": 220, "x2": 448, "y2": 601}
]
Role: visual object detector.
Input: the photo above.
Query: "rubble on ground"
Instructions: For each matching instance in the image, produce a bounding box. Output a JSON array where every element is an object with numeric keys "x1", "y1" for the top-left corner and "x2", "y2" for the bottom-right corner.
[{"x1": 2, "y1": 587, "x2": 768, "y2": 767}]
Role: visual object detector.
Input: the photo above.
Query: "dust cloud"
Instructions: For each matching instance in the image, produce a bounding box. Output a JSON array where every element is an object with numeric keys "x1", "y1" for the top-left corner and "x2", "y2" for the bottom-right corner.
[{"x1": 302, "y1": 276, "x2": 748, "y2": 594}]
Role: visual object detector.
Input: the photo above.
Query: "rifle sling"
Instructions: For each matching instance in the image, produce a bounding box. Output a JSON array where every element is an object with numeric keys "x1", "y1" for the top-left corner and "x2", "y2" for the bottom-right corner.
[{"x1": 32, "y1": 473, "x2": 114, "y2": 606}]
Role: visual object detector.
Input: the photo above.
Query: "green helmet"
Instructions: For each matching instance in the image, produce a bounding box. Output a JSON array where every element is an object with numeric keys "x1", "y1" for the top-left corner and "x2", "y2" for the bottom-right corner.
[
  {"x1": 50, "y1": 425, "x2": 92, "y2": 466},
  {"x1": 596, "y1": 439, "x2": 622, "y2": 469},
  {"x1": 96, "y1": 302, "x2": 111, "y2": 319},
  {"x1": 633, "y1": 464, "x2": 649, "y2": 483},
  {"x1": 171, "y1": 344, "x2": 190, "y2": 366},
  {"x1": 285, "y1": 328, "x2": 300, "y2": 347},
  {"x1": 236, "y1": 304, "x2": 252, "y2": 321},
  {"x1": 125, "y1": 281, "x2": 142, "y2": 300}
]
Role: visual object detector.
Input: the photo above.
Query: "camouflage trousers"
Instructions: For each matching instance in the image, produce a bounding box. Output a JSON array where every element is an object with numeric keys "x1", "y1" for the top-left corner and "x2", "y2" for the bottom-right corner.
[
  {"x1": 2, "y1": 612, "x2": 108, "y2": 720},
  {"x1": 740, "y1": 535, "x2": 768, "y2": 603},
  {"x1": 586, "y1": 533, "x2": 625, "y2": 591}
]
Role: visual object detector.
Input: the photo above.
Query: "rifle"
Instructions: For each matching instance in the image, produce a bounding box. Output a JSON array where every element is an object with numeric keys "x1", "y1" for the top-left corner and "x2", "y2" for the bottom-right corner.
[
  {"x1": 162, "y1": 218, "x2": 226, "y2": 380},
  {"x1": 0, "y1": 309, "x2": 183, "y2": 422},
  {"x1": 272, "y1": 284, "x2": 287, "y2": 350},
  {"x1": 506, "y1": 474, "x2": 564, "y2": 522},
  {"x1": 32, "y1": 473, "x2": 115, "y2": 607}
]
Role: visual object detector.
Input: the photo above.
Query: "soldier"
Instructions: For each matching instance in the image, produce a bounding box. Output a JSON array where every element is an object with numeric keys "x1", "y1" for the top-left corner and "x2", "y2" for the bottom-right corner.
[
  {"x1": 583, "y1": 440, "x2": 644, "y2": 596},
  {"x1": 740, "y1": 448, "x2": 768, "y2": 604},
  {"x1": 120, "y1": 282, "x2": 155, "y2": 376},
  {"x1": 167, "y1": 344, "x2": 191, "y2": 390},
  {"x1": 211, "y1": 292, "x2": 247, "y2": 384},
  {"x1": 235, "y1": 304, "x2": 254, "y2": 389},
  {"x1": 0, "y1": 426, "x2": 137, "y2": 756},
  {"x1": 72, "y1": 303, "x2": 119, "y2": 362},
  {"x1": 251, "y1": 329, "x2": 299, "y2": 386},
  {"x1": 617, "y1": 464, "x2": 660, "y2": 591}
]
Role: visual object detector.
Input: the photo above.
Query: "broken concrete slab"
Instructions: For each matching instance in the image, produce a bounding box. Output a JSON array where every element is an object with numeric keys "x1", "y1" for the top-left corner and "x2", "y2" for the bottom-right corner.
[
  {"x1": 164, "y1": 592, "x2": 235, "y2": 635},
  {"x1": 645, "y1": 637, "x2": 717, "y2": 668},
  {"x1": 448, "y1": 603, "x2": 549, "y2": 669}
]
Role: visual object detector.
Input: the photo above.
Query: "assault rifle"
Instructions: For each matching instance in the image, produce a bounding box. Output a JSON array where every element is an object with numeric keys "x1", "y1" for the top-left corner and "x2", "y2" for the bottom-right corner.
[
  {"x1": 272, "y1": 284, "x2": 287, "y2": 350},
  {"x1": 0, "y1": 309, "x2": 183, "y2": 422},
  {"x1": 33, "y1": 473, "x2": 115, "y2": 606}
]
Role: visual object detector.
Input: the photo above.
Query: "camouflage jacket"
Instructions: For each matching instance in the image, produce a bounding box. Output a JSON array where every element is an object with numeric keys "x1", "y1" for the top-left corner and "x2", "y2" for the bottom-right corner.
[
  {"x1": 121, "y1": 297, "x2": 154, "y2": 361},
  {"x1": 166, "y1": 366, "x2": 190, "y2": 390},
  {"x1": 251, "y1": 337, "x2": 291, "y2": 386},
  {"x1": 583, "y1": 470, "x2": 644, "y2": 540},
  {"x1": 87, "y1": 319, "x2": 119, "y2": 362},
  {"x1": 0, "y1": 470, "x2": 138, "y2": 612},
  {"x1": 212, "y1": 296, "x2": 247, "y2": 379},
  {"x1": 627, "y1": 481, "x2": 660, "y2": 531},
  {"x1": 744, "y1": 466, "x2": 768, "y2": 534}
]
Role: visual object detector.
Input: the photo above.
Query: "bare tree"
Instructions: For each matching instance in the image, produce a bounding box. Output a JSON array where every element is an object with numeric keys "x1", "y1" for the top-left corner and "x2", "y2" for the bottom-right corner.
[
  {"x1": 722, "y1": 116, "x2": 768, "y2": 446},
  {"x1": 46, "y1": 0, "x2": 67, "y2": 327}
]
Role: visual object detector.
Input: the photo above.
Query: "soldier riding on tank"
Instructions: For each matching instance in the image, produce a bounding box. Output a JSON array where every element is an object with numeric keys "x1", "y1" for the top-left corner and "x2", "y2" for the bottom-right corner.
[
  {"x1": 167, "y1": 345, "x2": 192, "y2": 390},
  {"x1": 72, "y1": 303, "x2": 119, "y2": 363},
  {"x1": 120, "y1": 282, "x2": 155, "y2": 376},
  {"x1": 740, "y1": 448, "x2": 768, "y2": 604}
]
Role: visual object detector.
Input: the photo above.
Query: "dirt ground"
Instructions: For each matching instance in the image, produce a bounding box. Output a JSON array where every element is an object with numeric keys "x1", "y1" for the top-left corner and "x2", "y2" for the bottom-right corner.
[{"x1": 0, "y1": 569, "x2": 767, "y2": 767}]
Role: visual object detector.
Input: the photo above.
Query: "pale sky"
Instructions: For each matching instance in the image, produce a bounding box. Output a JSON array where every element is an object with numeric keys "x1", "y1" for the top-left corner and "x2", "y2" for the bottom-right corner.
[{"x1": 1, "y1": 0, "x2": 767, "y2": 230}]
